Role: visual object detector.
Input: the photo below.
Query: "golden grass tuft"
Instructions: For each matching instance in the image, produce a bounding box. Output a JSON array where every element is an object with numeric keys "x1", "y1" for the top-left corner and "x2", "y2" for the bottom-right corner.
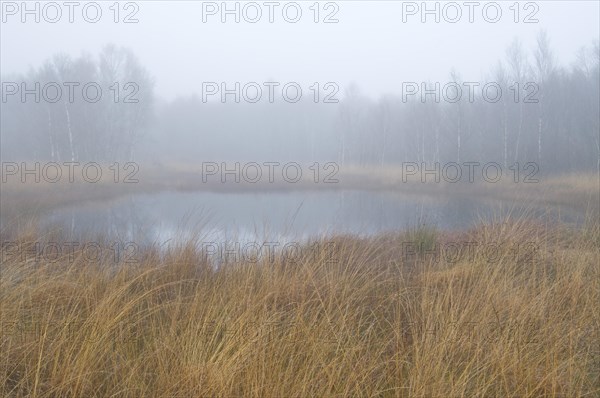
[{"x1": 1, "y1": 217, "x2": 599, "y2": 397}]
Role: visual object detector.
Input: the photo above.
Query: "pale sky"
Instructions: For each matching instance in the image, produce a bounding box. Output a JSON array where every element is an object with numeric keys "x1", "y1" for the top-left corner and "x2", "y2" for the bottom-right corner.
[{"x1": 2, "y1": 0, "x2": 599, "y2": 100}]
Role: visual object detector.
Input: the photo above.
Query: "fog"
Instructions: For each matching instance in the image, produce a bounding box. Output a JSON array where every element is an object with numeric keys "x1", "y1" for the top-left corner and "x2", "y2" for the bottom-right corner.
[
  {"x1": 3, "y1": 4, "x2": 600, "y2": 394},
  {"x1": 2, "y1": 1, "x2": 599, "y2": 100},
  {"x1": 1, "y1": 0, "x2": 599, "y2": 239}
]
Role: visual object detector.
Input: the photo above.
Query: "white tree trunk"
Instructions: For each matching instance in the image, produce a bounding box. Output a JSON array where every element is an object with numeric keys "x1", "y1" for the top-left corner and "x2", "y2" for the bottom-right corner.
[
  {"x1": 503, "y1": 100, "x2": 508, "y2": 168},
  {"x1": 46, "y1": 108, "x2": 56, "y2": 161},
  {"x1": 64, "y1": 101, "x2": 75, "y2": 162},
  {"x1": 515, "y1": 103, "x2": 523, "y2": 162},
  {"x1": 457, "y1": 110, "x2": 462, "y2": 163}
]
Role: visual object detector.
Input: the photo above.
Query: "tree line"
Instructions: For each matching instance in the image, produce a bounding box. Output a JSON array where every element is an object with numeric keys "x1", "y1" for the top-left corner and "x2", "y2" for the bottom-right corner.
[{"x1": 2, "y1": 33, "x2": 598, "y2": 175}]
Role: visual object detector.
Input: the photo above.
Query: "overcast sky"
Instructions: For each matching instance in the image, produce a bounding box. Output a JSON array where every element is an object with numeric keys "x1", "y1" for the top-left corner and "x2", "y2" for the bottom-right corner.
[{"x1": 2, "y1": 1, "x2": 599, "y2": 100}]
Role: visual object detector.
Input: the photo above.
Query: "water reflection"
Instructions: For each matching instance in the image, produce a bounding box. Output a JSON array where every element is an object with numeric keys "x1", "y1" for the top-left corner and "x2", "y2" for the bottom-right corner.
[{"x1": 39, "y1": 190, "x2": 586, "y2": 247}]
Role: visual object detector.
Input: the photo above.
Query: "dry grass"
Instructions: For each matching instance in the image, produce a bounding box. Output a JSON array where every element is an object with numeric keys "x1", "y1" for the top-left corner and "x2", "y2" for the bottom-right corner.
[
  {"x1": 1, "y1": 216, "x2": 598, "y2": 397},
  {"x1": 157, "y1": 164, "x2": 599, "y2": 212},
  {"x1": 2, "y1": 165, "x2": 597, "y2": 223}
]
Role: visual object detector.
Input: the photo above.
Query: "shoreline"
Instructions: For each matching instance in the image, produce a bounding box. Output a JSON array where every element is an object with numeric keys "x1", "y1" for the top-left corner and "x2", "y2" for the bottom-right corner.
[{"x1": 1, "y1": 165, "x2": 598, "y2": 221}]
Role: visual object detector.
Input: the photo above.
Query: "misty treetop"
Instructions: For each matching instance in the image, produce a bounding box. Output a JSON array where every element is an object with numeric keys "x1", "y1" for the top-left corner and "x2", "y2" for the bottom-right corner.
[
  {"x1": 1, "y1": 44, "x2": 154, "y2": 162},
  {"x1": 2, "y1": 34, "x2": 598, "y2": 175}
]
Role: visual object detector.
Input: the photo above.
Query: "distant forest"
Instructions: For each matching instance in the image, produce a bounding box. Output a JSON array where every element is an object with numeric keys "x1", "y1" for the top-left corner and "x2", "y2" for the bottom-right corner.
[{"x1": 2, "y1": 33, "x2": 599, "y2": 174}]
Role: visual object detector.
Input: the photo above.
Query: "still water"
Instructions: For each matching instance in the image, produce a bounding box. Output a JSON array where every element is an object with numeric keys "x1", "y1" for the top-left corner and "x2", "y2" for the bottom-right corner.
[{"x1": 40, "y1": 189, "x2": 585, "y2": 246}]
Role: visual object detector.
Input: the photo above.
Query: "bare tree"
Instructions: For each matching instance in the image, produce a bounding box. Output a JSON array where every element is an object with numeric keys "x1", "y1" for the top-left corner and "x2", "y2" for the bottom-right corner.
[
  {"x1": 506, "y1": 38, "x2": 528, "y2": 163},
  {"x1": 533, "y1": 30, "x2": 555, "y2": 169}
]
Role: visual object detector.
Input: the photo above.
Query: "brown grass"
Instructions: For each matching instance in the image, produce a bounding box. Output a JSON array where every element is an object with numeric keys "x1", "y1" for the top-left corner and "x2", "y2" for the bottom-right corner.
[
  {"x1": 2, "y1": 165, "x2": 597, "y2": 223},
  {"x1": 1, "y1": 216, "x2": 598, "y2": 397}
]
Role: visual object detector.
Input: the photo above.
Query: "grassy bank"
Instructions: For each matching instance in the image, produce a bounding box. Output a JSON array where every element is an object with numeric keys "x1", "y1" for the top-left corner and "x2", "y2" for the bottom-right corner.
[
  {"x1": 1, "y1": 217, "x2": 598, "y2": 397},
  {"x1": 1, "y1": 164, "x2": 598, "y2": 224}
]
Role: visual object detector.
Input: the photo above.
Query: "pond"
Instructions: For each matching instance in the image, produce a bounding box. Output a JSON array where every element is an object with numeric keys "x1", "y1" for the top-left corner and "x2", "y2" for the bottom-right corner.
[{"x1": 39, "y1": 189, "x2": 586, "y2": 247}]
